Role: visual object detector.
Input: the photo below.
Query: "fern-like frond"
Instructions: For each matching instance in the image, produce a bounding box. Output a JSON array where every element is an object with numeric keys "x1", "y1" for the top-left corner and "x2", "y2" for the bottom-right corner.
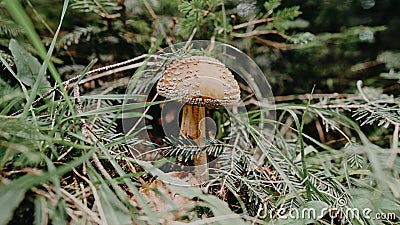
[
  {"x1": 58, "y1": 27, "x2": 100, "y2": 49},
  {"x1": 0, "y1": 2, "x2": 23, "y2": 39},
  {"x1": 353, "y1": 103, "x2": 400, "y2": 127},
  {"x1": 70, "y1": 0, "x2": 123, "y2": 18},
  {"x1": 163, "y1": 136, "x2": 227, "y2": 162},
  {"x1": 0, "y1": 19, "x2": 24, "y2": 38}
]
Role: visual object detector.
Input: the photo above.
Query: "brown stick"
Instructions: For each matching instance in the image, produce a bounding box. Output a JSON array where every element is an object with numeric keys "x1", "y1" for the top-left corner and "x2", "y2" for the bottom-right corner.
[{"x1": 181, "y1": 104, "x2": 209, "y2": 183}]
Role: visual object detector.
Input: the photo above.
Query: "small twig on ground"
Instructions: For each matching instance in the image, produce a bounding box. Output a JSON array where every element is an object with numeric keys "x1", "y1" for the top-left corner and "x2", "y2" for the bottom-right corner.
[
  {"x1": 126, "y1": 93, "x2": 159, "y2": 136},
  {"x1": 233, "y1": 18, "x2": 273, "y2": 30},
  {"x1": 10, "y1": 54, "x2": 152, "y2": 116},
  {"x1": 92, "y1": 0, "x2": 121, "y2": 19},
  {"x1": 73, "y1": 168, "x2": 108, "y2": 224},
  {"x1": 232, "y1": 29, "x2": 283, "y2": 38},
  {"x1": 184, "y1": 27, "x2": 197, "y2": 49},
  {"x1": 143, "y1": 0, "x2": 175, "y2": 50},
  {"x1": 254, "y1": 36, "x2": 290, "y2": 50}
]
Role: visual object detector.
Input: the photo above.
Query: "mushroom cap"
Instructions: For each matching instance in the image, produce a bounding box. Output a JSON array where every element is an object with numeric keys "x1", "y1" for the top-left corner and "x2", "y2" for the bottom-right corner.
[{"x1": 156, "y1": 56, "x2": 241, "y2": 108}]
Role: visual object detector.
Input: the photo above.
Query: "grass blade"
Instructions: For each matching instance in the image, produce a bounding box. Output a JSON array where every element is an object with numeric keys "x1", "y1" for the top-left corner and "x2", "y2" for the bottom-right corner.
[{"x1": 4, "y1": 0, "x2": 75, "y2": 118}]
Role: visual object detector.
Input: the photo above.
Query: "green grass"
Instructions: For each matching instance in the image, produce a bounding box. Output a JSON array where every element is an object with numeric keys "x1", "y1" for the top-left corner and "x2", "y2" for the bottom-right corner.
[{"x1": 0, "y1": 1, "x2": 399, "y2": 225}]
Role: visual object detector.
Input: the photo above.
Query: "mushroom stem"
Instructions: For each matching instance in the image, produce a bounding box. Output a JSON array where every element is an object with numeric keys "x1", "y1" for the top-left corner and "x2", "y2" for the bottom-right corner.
[{"x1": 181, "y1": 104, "x2": 209, "y2": 182}]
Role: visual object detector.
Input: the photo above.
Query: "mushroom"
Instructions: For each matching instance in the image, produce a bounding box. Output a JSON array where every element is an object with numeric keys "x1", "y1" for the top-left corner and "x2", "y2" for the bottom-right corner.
[{"x1": 156, "y1": 56, "x2": 241, "y2": 182}]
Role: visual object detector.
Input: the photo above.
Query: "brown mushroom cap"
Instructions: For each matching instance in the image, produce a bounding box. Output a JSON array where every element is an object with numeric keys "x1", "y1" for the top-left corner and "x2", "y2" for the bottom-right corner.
[{"x1": 156, "y1": 56, "x2": 240, "y2": 108}]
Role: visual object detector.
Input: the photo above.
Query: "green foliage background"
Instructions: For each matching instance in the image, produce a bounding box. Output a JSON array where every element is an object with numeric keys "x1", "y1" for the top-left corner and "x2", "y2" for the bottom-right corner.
[{"x1": 0, "y1": 0, "x2": 399, "y2": 224}]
